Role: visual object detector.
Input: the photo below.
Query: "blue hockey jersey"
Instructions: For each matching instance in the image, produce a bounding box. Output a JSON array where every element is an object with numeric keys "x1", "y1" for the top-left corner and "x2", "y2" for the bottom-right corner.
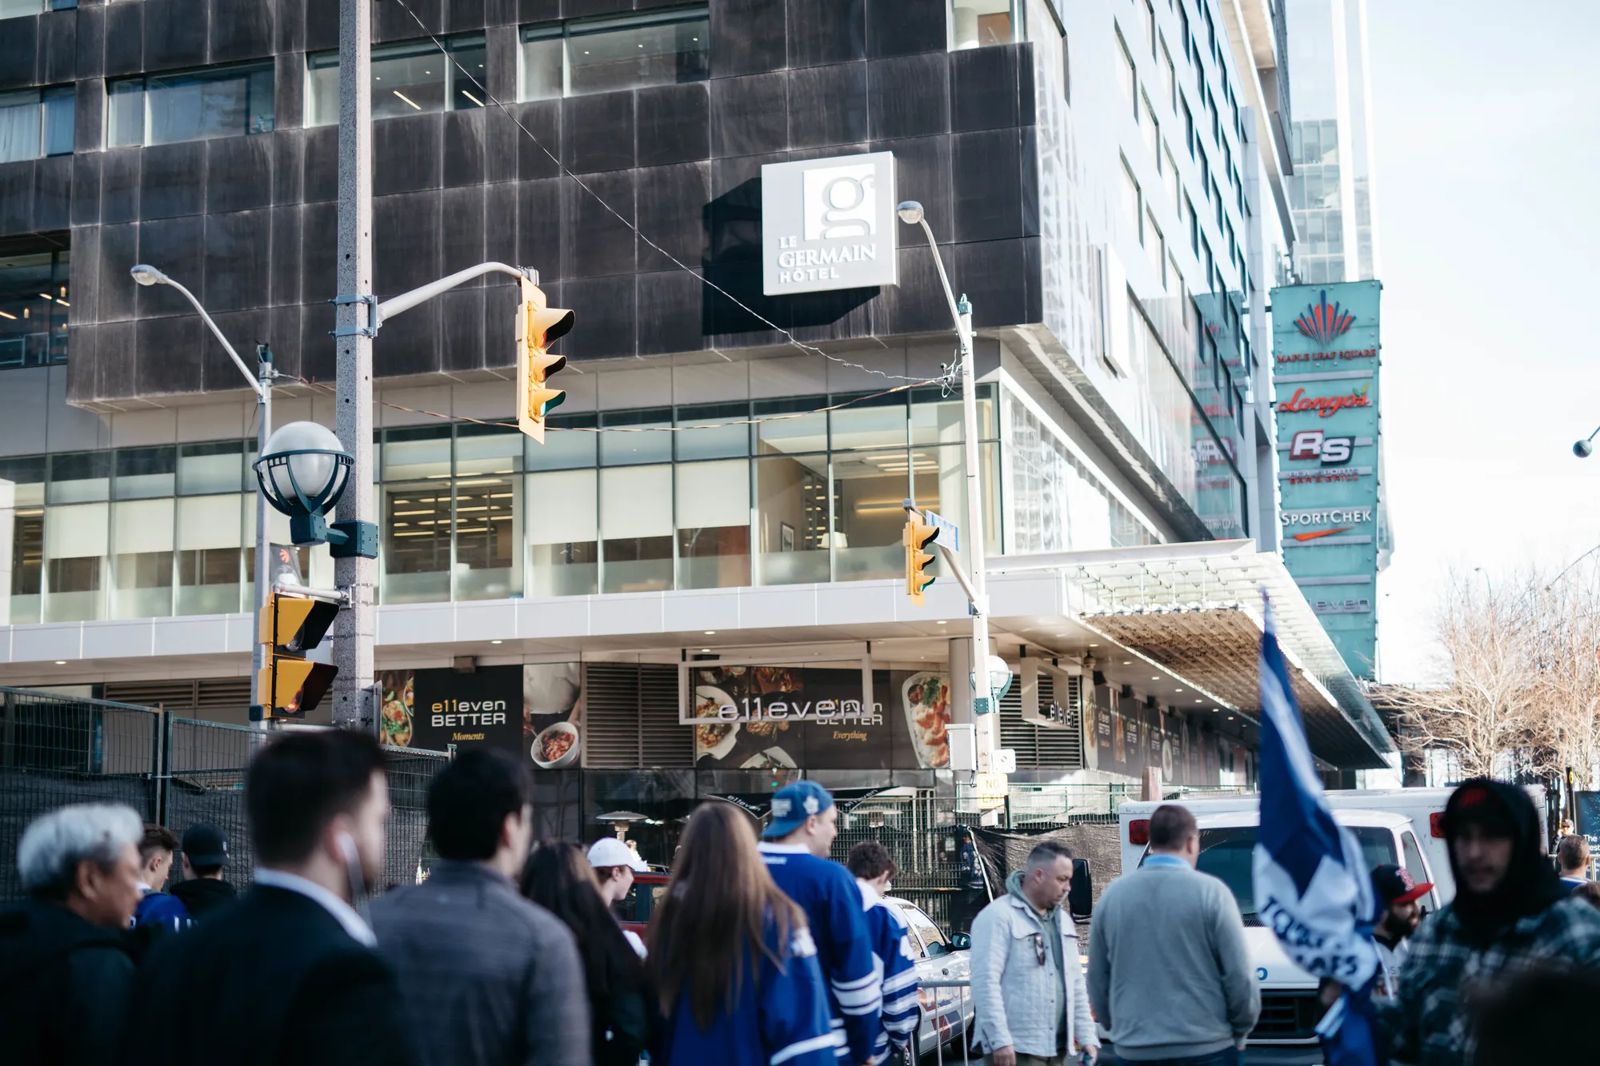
[
  {"x1": 655, "y1": 919, "x2": 843, "y2": 1066},
  {"x1": 760, "y1": 843, "x2": 883, "y2": 1063},
  {"x1": 856, "y1": 881, "x2": 921, "y2": 1065}
]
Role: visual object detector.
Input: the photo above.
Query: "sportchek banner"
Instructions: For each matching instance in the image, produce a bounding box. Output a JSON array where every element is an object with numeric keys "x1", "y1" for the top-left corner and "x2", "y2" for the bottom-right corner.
[{"x1": 1270, "y1": 280, "x2": 1383, "y2": 677}]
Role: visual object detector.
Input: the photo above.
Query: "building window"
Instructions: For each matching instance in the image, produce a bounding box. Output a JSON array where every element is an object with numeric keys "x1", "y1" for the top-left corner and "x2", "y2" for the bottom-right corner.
[
  {"x1": 676, "y1": 459, "x2": 751, "y2": 589},
  {"x1": 1140, "y1": 0, "x2": 1156, "y2": 58},
  {"x1": 1, "y1": 0, "x2": 74, "y2": 19},
  {"x1": 1182, "y1": 98, "x2": 1194, "y2": 158},
  {"x1": 0, "y1": 87, "x2": 73, "y2": 162},
  {"x1": 1160, "y1": 40, "x2": 1176, "y2": 113},
  {"x1": 1164, "y1": 147, "x2": 1180, "y2": 216},
  {"x1": 1140, "y1": 92, "x2": 1160, "y2": 164},
  {"x1": 307, "y1": 35, "x2": 486, "y2": 126},
  {"x1": 949, "y1": 1, "x2": 1017, "y2": 49},
  {"x1": 109, "y1": 63, "x2": 275, "y2": 147},
  {"x1": 1115, "y1": 31, "x2": 1137, "y2": 118},
  {"x1": 1121, "y1": 158, "x2": 1142, "y2": 246},
  {"x1": 0, "y1": 247, "x2": 69, "y2": 371},
  {"x1": 600, "y1": 465, "x2": 672, "y2": 593},
  {"x1": 519, "y1": 8, "x2": 709, "y2": 101}
]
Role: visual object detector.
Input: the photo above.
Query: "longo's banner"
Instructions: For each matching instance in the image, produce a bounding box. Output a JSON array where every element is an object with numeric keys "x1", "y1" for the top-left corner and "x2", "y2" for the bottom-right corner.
[
  {"x1": 1270, "y1": 280, "x2": 1382, "y2": 678},
  {"x1": 377, "y1": 664, "x2": 582, "y2": 770}
]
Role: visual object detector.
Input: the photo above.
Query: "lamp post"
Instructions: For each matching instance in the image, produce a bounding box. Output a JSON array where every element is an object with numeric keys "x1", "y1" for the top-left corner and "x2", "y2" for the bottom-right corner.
[
  {"x1": 130, "y1": 264, "x2": 275, "y2": 722},
  {"x1": 894, "y1": 201, "x2": 998, "y2": 771}
]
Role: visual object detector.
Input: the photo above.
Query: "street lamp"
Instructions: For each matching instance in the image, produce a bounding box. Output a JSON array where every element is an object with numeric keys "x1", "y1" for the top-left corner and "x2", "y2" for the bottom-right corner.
[
  {"x1": 1574, "y1": 426, "x2": 1599, "y2": 458},
  {"x1": 129, "y1": 263, "x2": 276, "y2": 721},
  {"x1": 252, "y1": 421, "x2": 374, "y2": 557},
  {"x1": 895, "y1": 200, "x2": 998, "y2": 764}
]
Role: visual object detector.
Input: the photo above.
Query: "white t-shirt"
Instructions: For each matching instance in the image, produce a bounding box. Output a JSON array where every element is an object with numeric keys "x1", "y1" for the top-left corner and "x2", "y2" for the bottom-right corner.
[
  {"x1": 622, "y1": 928, "x2": 647, "y2": 958},
  {"x1": 1374, "y1": 937, "x2": 1409, "y2": 998}
]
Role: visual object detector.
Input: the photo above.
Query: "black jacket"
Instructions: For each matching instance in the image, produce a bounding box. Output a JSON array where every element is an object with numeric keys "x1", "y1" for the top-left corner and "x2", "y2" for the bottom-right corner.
[
  {"x1": 169, "y1": 877, "x2": 237, "y2": 919},
  {"x1": 0, "y1": 899, "x2": 136, "y2": 1066},
  {"x1": 124, "y1": 884, "x2": 415, "y2": 1066}
]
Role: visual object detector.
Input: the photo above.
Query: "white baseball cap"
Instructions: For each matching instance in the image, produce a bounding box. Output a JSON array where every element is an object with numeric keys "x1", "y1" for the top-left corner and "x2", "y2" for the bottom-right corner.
[{"x1": 587, "y1": 837, "x2": 648, "y2": 872}]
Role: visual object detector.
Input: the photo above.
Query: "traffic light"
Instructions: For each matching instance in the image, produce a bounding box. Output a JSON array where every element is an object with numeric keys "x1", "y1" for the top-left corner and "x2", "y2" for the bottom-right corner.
[
  {"x1": 254, "y1": 591, "x2": 339, "y2": 721},
  {"x1": 515, "y1": 277, "x2": 574, "y2": 443},
  {"x1": 904, "y1": 513, "x2": 938, "y2": 606}
]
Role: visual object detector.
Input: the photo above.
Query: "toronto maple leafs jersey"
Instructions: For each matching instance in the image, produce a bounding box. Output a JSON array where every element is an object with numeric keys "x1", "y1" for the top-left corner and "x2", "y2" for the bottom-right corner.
[
  {"x1": 760, "y1": 843, "x2": 883, "y2": 1063},
  {"x1": 655, "y1": 918, "x2": 843, "y2": 1066},
  {"x1": 857, "y1": 880, "x2": 922, "y2": 1065}
]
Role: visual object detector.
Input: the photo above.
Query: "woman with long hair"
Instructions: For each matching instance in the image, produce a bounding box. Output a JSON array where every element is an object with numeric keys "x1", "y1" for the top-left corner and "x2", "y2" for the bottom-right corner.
[
  {"x1": 648, "y1": 801, "x2": 839, "y2": 1066},
  {"x1": 521, "y1": 841, "x2": 651, "y2": 1066}
]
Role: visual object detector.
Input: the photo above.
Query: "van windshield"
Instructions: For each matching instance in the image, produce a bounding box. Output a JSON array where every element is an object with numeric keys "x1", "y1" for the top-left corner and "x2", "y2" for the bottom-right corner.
[{"x1": 1179, "y1": 825, "x2": 1398, "y2": 924}]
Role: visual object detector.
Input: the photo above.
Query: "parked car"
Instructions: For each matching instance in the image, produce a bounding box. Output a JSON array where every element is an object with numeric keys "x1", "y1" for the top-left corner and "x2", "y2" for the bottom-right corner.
[{"x1": 881, "y1": 895, "x2": 974, "y2": 1062}]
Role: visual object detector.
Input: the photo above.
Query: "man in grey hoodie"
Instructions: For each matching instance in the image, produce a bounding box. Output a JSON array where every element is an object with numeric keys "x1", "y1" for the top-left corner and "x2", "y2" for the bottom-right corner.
[{"x1": 1087, "y1": 804, "x2": 1258, "y2": 1065}]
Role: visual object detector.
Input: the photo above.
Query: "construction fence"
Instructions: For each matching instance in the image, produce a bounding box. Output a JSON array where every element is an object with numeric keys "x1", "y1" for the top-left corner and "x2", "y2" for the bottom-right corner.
[{"x1": 0, "y1": 687, "x2": 449, "y2": 901}]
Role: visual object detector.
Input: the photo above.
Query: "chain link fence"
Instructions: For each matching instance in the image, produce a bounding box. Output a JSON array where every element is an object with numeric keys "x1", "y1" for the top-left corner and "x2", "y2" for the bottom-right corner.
[{"x1": 0, "y1": 688, "x2": 450, "y2": 901}]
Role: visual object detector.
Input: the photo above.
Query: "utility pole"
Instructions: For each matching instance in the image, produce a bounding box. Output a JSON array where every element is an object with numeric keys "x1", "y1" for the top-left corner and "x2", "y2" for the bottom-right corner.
[
  {"x1": 953, "y1": 295, "x2": 997, "y2": 767},
  {"x1": 251, "y1": 343, "x2": 273, "y2": 725},
  {"x1": 332, "y1": 0, "x2": 376, "y2": 732}
]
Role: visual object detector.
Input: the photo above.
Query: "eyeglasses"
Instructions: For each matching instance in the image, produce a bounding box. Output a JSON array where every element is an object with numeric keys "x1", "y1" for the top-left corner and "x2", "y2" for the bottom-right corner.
[{"x1": 1031, "y1": 932, "x2": 1047, "y2": 966}]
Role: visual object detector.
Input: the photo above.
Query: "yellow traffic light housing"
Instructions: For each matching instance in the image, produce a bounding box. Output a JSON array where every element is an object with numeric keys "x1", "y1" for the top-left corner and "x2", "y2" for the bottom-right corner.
[
  {"x1": 254, "y1": 592, "x2": 339, "y2": 721},
  {"x1": 904, "y1": 513, "x2": 938, "y2": 606},
  {"x1": 516, "y1": 278, "x2": 574, "y2": 443}
]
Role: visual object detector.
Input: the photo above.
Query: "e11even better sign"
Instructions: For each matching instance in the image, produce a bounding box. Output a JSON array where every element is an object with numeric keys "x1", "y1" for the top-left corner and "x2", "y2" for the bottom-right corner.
[{"x1": 762, "y1": 152, "x2": 898, "y2": 296}]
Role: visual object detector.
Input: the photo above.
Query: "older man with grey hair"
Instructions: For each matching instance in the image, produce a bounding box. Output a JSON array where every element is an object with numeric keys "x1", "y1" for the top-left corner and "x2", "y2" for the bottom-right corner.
[{"x1": 0, "y1": 803, "x2": 145, "y2": 1064}]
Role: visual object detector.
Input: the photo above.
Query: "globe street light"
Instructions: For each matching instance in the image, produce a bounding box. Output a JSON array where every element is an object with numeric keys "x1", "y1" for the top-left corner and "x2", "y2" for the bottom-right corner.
[
  {"x1": 130, "y1": 262, "x2": 276, "y2": 722},
  {"x1": 1574, "y1": 426, "x2": 1599, "y2": 458},
  {"x1": 252, "y1": 421, "x2": 370, "y2": 554}
]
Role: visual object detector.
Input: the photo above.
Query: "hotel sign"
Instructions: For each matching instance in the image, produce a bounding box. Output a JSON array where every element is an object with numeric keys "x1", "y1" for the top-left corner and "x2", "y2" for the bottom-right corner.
[{"x1": 762, "y1": 152, "x2": 898, "y2": 295}]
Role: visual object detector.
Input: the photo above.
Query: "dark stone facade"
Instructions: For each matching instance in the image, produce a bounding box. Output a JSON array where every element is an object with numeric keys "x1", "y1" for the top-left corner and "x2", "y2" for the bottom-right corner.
[{"x1": 0, "y1": 0, "x2": 1042, "y2": 405}]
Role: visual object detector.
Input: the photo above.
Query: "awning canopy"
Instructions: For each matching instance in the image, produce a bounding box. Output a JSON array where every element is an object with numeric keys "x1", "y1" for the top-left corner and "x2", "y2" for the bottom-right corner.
[{"x1": 990, "y1": 540, "x2": 1394, "y2": 771}]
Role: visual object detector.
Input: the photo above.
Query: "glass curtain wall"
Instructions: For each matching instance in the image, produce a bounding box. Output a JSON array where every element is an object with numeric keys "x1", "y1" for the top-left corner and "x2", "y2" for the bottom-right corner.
[{"x1": 0, "y1": 247, "x2": 70, "y2": 370}]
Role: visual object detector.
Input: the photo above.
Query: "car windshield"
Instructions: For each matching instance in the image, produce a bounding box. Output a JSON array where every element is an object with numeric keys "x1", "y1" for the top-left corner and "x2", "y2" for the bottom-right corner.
[{"x1": 1179, "y1": 825, "x2": 1397, "y2": 924}]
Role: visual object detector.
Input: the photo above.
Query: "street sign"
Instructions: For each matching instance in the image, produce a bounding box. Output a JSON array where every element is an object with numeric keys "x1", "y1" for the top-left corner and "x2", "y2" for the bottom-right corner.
[{"x1": 921, "y1": 508, "x2": 960, "y2": 551}]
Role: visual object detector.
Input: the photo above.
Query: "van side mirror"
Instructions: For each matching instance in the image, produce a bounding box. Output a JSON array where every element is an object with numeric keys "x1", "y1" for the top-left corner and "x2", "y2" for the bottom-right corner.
[
  {"x1": 1069, "y1": 858, "x2": 1094, "y2": 923},
  {"x1": 950, "y1": 932, "x2": 972, "y2": 951}
]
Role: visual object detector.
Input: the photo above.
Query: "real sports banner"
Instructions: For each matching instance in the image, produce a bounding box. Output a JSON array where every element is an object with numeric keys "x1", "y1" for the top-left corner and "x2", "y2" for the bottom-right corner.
[{"x1": 1270, "y1": 280, "x2": 1383, "y2": 678}]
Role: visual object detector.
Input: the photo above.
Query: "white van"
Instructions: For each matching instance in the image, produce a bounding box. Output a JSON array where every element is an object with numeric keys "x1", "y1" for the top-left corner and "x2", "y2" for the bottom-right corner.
[{"x1": 1105, "y1": 789, "x2": 1546, "y2": 1065}]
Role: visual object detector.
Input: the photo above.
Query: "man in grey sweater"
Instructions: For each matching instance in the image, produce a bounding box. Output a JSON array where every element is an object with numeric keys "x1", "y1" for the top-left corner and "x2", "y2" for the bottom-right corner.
[
  {"x1": 371, "y1": 749, "x2": 589, "y2": 1066},
  {"x1": 1088, "y1": 804, "x2": 1259, "y2": 1065}
]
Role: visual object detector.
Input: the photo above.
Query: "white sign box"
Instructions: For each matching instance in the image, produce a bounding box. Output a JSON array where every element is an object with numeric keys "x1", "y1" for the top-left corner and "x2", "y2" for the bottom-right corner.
[{"x1": 761, "y1": 151, "x2": 899, "y2": 296}]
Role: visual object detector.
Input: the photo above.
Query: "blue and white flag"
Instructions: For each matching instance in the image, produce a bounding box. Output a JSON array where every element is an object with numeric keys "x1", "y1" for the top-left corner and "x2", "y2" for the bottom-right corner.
[{"x1": 1253, "y1": 596, "x2": 1386, "y2": 1066}]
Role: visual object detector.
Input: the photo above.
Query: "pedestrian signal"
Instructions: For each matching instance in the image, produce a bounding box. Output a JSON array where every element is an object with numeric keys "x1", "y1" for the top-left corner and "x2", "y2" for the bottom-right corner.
[
  {"x1": 904, "y1": 514, "x2": 938, "y2": 606},
  {"x1": 515, "y1": 278, "x2": 573, "y2": 443},
  {"x1": 254, "y1": 592, "x2": 339, "y2": 721}
]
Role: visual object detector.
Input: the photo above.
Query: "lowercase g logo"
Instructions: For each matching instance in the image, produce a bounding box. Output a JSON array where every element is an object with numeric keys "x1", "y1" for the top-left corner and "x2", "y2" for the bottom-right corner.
[{"x1": 803, "y1": 163, "x2": 878, "y2": 241}]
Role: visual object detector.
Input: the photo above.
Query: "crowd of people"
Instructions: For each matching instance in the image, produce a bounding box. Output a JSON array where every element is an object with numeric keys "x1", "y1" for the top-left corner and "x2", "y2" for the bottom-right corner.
[{"x1": 4, "y1": 732, "x2": 1600, "y2": 1066}]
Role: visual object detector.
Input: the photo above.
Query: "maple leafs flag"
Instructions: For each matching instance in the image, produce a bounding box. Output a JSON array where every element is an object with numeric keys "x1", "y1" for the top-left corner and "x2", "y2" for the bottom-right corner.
[{"x1": 1253, "y1": 595, "x2": 1386, "y2": 1066}]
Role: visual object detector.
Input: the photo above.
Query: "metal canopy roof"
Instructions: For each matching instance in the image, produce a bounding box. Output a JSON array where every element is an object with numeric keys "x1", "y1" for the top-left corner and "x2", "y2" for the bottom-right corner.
[{"x1": 991, "y1": 540, "x2": 1395, "y2": 771}]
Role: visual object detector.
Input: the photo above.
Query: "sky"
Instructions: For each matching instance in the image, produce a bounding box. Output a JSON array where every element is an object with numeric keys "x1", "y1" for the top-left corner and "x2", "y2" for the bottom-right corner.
[{"x1": 1367, "y1": 1, "x2": 1600, "y2": 682}]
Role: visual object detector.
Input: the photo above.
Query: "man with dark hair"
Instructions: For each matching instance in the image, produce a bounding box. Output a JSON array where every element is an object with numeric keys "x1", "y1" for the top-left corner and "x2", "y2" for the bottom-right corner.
[
  {"x1": 971, "y1": 840, "x2": 1098, "y2": 1066},
  {"x1": 170, "y1": 824, "x2": 236, "y2": 919},
  {"x1": 1556, "y1": 833, "x2": 1590, "y2": 891},
  {"x1": 954, "y1": 828, "x2": 988, "y2": 934},
  {"x1": 1089, "y1": 803, "x2": 1257, "y2": 1064},
  {"x1": 1369, "y1": 864, "x2": 1432, "y2": 997},
  {"x1": 0, "y1": 803, "x2": 144, "y2": 1065},
  {"x1": 370, "y1": 748, "x2": 588, "y2": 1066},
  {"x1": 1374, "y1": 779, "x2": 1600, "y2": 1063},
  {"x1": 125, "y1": 729, "x2": 414, "y2": 1066},
  {"x1": 846, "y1": 841, "x2": 919, "y2": 1064},
  {"x1": 132, "y1": 824, "x2": 190, "y2": 930}
]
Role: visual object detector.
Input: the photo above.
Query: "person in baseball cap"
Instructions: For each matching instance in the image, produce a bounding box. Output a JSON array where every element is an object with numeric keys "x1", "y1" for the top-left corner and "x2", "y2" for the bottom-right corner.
[
  {"x1": 761, "y1": 780, "x2": 836, "y2": 843},
  {"x1": 587, "y1": 837, "x2": 651, "y2": 957},
  {"x1": 169, "y1": 824, "x2": 236, "y2": 920},
  {"x1": 1370, "y1": 864, "x2": 1432, "y2": 998}
]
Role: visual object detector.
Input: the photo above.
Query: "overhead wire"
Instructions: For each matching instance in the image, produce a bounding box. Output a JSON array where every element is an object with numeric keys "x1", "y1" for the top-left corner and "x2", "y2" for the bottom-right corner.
[{"x1": 382, "y1": 0, "x2": 955, "y2": 393}]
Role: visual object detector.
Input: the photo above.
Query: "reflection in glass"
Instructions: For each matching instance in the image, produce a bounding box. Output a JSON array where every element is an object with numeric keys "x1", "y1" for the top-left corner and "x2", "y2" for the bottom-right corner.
[
  {"x1": 179, "y1": 441, "x2": 245, "y2": 495},
  {"x1": 567, "y1": 10, "x2": 709, "y2": 97},
  {"x1": 950, "y1": 1, "x2": 1017, "y2": 49},
  {"x1": 518, "y1": 26, "x2": 563, "y2": 101},
  {"x1": 830, "y1": 392, "x2": 907, "y2": 452},
  {"x1": 0, "y1": 247, "x2": 70, "y2": 371},
  {"x1": 755, "y1": 454, "x2": 827, "y2": 586},
  {"x1": 528, "y1": 469, "x2": 597, "y2": 596},
  {"x1": 114, "y1": 446, "x2": 177, "y2": 500},
  {"x1": 308, "y1": 36, "x2": 487, "y2": 126},
  {"x1": 601, "y1": 465, "x2": 671, "y2": 593},
  {"x1": 455, "y1": 474, "x2": 520, "y2": 600},
  {"x1": 110, "y1": 63, "x2": 275, "y2": 147},
  {"x1": 47, "y1": 451, "x2": 109, "y2": 504},
  {"x1": 176, "y1": 495, "x2": 243, "y2": 615},
  {"x1": 831, "y1": 453, "x2": 907, "y2": 582},
  {"x1": 676, "y1": 459, "x2": 749, "y2": 589},
  {"x1": 600, "y1": 407, "x2": 672, "y2": 466},
  {"x1": 0, "y1": 90, "x2": 40, "y2": 163},
  {"x1": 383, "y1": 482, "x2": 451, "y2": 604},
  {"x1": 43, "y1": 501, "x2": 105, "y2": 622},
  {"x1": 675, "y1": 401, "x2": 749, "y2": 461},
  {"x1": 755, "y1": 396, "x2": 827, "y2": 457}
]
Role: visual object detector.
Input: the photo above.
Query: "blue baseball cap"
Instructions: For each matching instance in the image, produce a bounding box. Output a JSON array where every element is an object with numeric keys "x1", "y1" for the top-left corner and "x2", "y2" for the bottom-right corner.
[{"x1": 764, "y1": 781, "x2": 835, "y2": 839}]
